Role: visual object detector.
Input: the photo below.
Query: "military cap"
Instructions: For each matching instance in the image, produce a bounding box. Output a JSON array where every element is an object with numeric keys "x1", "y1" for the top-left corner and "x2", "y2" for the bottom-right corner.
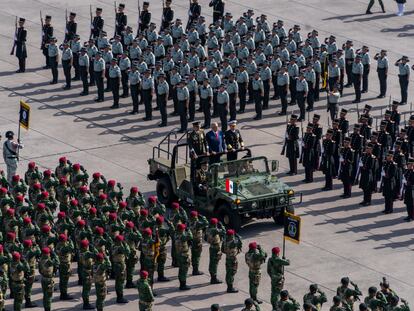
[
  {"x1": 362, "y1": 45, "x2": 368, "y2": 49},
  {"x1": 50, "y1": 36, "x2": 57, "y2": 41},
  {"x1": 333, "y1": 296, "x2": 341, "y2": 303},
  {"x1": 337, "y1": 49, "x2": 343, "y2": 54},
  {"x1": 111, "y1": 58, "x2": 118, "y2": 62},
  {"x1": 371, "y1": 131, "x2": 378, "y2": 136},
  {"x1": 96, "y1": 51, "x2": 102, "y2": 56},
  {"x1": 145, "y1": 69, "x2": 151, "y2": 73},
  {"x1": 143, "y1": 1, "x2": 150, "y2": 5},
  {"x1": 327, "y1": 129, "x2": 333, "y2": 134},
  {"x1": 389, "y1": 296, "x2": 399, "y2": 304},
  {"x1": 329, "y1": 35, "x2": 336, "y2": 39},
  {"x1": 360, "y1": 115, "x2": 367, "y2": 120},
  {"x1": 410, "y1": 115, "x2": 414, "y2": 121},
  {"x1": 118, "y1": 3, "x2": 125, "y2": 8},
  {"x1": 70, "y1": 12, "x2": 76, "y2": 17},
  {"x1": 291, "y1": 114, "x2": 298, "y2": 120},
  {"x1": 192, "y1": 121, "x2": 200, "y2": 126},
  {"x1": 158, "y1": 73, "x2": 165, "y2": 78},
  {"x1": 244, "y1": 298, "x2": 255, "y2": 306},
  {"x1": 180, "y1": 78, "x2": 187, "y2": 83},
  {"x1": 19, "y1": 18, "x2": 25, "y2": 22},
  {"x1": 114, "y1": 34, "x2": 121, "y2": 39},
  {"x1": 392, "y1": 100, "x2": 399, "y2": 105},
  {"x1": 402, "y1": 55, "x2": 409, "y2": 61},
  {"x1": 306, "y1": 123, "x2": 313, "y2": 128},
  {"x1": 96, "y1": 7, "x2": 103, "y2": 12},
  {"x1": 341, "y1": 108, "x2": 348, "y2": 114},
  {"x1": 387, "y1": 150, "x2": 394, "y2": 156},
  {"x1": 395, "y1": 141, "x2": 402, "y2": 147},
  {"x1": 346, "y1": 40, "x2": 353, "y2": 45},
  {"x1": 313, "y1": 114, "x2": 321, "y2": 120},
  {"x1": 408, "y1": 157, "x2": 414, "y2": 164},
  {"x1": 363, "y1": 104, "x2": 372, "y2": 111},
  {"x1": 62, "y1": 41, "x2": 69, "y2": 46},
  {"x1": 74, "y1": 34, "x2": 80, "y2": 39},
  {"x1": 344, "y1": 137, "x2": 351, "y2": 142},
  {"x1": 356, "y1": 54, "x2": 362, "y2": 59},
  {"x1": 80, "y1": 47, "x2": 87, "y2": 52},
  {"x1": 401, "y1": 128, "x2": 407, "y2": 133},
  {"x1": 385, "y1": 109, "x2": 391, "y2": 115},
  {"x1": 359, "y1": 304, "x2": 368, "y2": 311},
  {"x1": 341, "y1": 277, "x2": 350, "y2": 284},
  {"x1": 280, "y1": 290, "x2": 289, "y2": 298},
  {"x1": 211, "y1": 304, "x2": 221, "y2": 311},
  {"x1": 230, "y1": 119, "x2": 238, "y2": 125},
  {"x1": 333, "y1": 118, "x2": 339, "y2": 124},
  {"x1": 320, "y1": 44, "x2": 326, "y2": 48},
  {"x1": 354, "y1": 124, "x2": 360, "y2": 129},
  {"x1": 45, "y1": 15, "x2": 52, "y2": 20},
  {"x1": 381, "y1": 49, "x2": 387, "y2": 53}
]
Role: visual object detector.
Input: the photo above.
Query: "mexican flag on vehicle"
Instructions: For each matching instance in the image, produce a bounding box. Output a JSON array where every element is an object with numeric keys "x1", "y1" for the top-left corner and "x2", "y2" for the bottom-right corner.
[{"x1": 225, "y1": 179, "x2": 238, "y2": 194}]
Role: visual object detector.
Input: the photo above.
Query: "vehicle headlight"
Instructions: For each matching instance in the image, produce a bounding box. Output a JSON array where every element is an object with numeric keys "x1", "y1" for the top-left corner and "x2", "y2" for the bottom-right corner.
[
  {"x1": 288, "y1": 189, "x2": 294, "y2": 196},
  {"x1": 251, "y1": 202, "x2": 257, "y2": 209},
  {"x1": 234, "y1": 199, "x2": 241, "y2": 205},
  {"x1": 280, "y1": 197, "x2": 286, "y2": 204}
]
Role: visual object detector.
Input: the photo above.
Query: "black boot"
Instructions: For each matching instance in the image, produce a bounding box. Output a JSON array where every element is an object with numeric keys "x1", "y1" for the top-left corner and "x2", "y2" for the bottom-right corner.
[
  {"x1": 116, "y1": 295, "x2": 128, "y2": 303},
  {"x1": 60, "y1": 293, "x2": 74, "y2": 300},
  {"x1": 157, "y1": 273, "x2": 170, "y2": 282},
  {"x1": 227, "y1": 286, "x2": 239, "y2": 293},
  {"x1": 192, "y1": 268, "x2": 203, "y2": 276},
  {"x1": 179, "y1": 281, "x2": 191, "y2": 290},
  {"x1": 83, "y1": 303, "x2": 95, "y2": 310},
  {"x1": 210, "y1": 276, "x2": 222, "y2": 284},
  {"x1": 25, "y1": 299, "x2": 37, "y2": 308},
  {"x1": 125, "y1": 281, "x2": 135, "y2": 288}
]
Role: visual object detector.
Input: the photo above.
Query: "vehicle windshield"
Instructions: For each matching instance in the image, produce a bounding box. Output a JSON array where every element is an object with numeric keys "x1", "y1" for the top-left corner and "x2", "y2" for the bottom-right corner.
[{"x1": 212, "y1": 157, "x2": 269, "y2": 180}]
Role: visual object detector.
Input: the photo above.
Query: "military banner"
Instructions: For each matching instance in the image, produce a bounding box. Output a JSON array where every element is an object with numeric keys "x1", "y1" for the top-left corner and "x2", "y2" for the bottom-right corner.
[
  {"x1": 19, "y1": 100, "x2": 30, "y2": 130},
  {"x1": 283, "y1": 212, "x2": 301, "y2": 244}
]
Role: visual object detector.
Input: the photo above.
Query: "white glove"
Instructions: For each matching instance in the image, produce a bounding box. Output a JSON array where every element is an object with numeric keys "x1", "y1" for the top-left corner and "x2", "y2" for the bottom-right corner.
[
  {"x1": 90, "y1": 24, "x2": 94, "y2": 29},
  {"x1": 340, "y1": 156, "x2": 344, "y2": 162},
  {"x1": 359, "y1": 160, "x2": 363, "y2": 167},
  {"x1": 381, "y1": 171, "x2": 385, "y2": 177}
]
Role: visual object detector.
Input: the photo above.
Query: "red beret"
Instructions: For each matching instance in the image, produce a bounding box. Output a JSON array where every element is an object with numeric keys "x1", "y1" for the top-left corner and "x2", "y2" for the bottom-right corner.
[
  {"x1": 92, "y1": 172, "x2": 101, "y2": 179},
  {"x1": 119, "y1": 201, "x2": 127, "y2": 209},
  {"x1": 126, "y1": 221, "x2": 134, "y2": 229},
  {"x1": 59, "y1": 234, "x2": 68, "y2": 241},
  {"x1": 115, "y1": 234, "x2": 124, "y2": 242},
  {"x1": 77, "y1": 219, "x2": 86, "y2": 227},
  {"x1": 43, "y1": 170, "x2": 52, "y2": 176},
  {"x1": 37, "y1": 202, "x2": 46, "y2": 210},
  {"x1": 131, "y1": 186, "x2": 139, "y2": 193},
  {"x1": 79, "y1": 186, "x2": 88, "y2": 193},
  {"x1": 57, "y1": 211, "x2": 66, "y2": 219},
  {"x1": 12, "y1": 251, "x2": 21, "y2": 260},
  {"x1": 80, "y1": 239, "x2": 89, "y2": 248},
  {"x1": 177, "y1": 223, "x2": 186, "y2": 231},
  {"x1": 33, "y1": 183, "x2": 41, "y2": 190},
  {"x1": 73, "y1": 163, "x2": 81, "y2": 170},
  {"x1": 140, "y1": 209, "x2": 149, "y2": 216},
  {"x1": 12, "y1": 175, "x2": 20, "y2": 182},
  {"x1": 99, "y1": 193, "x2": 107, "y2": 200},
  {"x1": 156, "y1": 215, "x2": 164, "y2": 223},
  {"x1": 41, "y1": 191, "x2": 49, "y2": 198},
  {"x1": 15, "y1": 195, "x2": 24, "y2": 203},
  {"x1": 272, "y1": 247, "x2": 280, "y2": 255},
  {"x1": 42, "y1": 247, "x2": 51, "y2": 255},
  {"x1": 23, "y1": 217, "x2": 32, "y2": 224},
  {"x1": 7, "y1": 208, "x2": 15, "y2": 216},
  {"x1": 89, "y1": 207, "x2": 97, "y2": 215},
  {"x1": 171, "y1": 202, "x2": 180, "y2": 209},
  {"x1": 23, "y1": 240, "x2": 33, "y2": 247},
  {"x1": 95, "y1": 226, "x2": 104, "y2": 235},
  {"x1": 7, "y1": 232, "x2": 16, "y2": 240},
  {"x1": 210, "y1": 218, "x2": 218, "y2": 225},
  {"x1": 143, "y1": 228, "x2": 152, "y2": 236},
  {"x1": 59, "y1": 157, "x2": 67, "y2": 163},
  {"x1": 140, "y1": 270, "x2": 149, "y2": 278},
  {"x1": 70, "y1": 199, "x2": 78, "y2": 206},
  {"x1": 59, "y1": 177, "x2": 67, "y2": 184},
  {"x1": 108, "y1": 179, "x2": 116, "y2": 187},
  {"x1": 28, "y1": 161, "x2": 36, "y2": 169},
  {"x1": 96, "y1": 253, "x2": 104, "y2": 261},
  {"x1": 249, "y1": 242, "x2": 257, "y2": 250},
  {"x1": 226, "y1": 229, "x2": 235, "y2": 235},
  {"x1": 0, "y1": 188, "x2": 7, "y2": 194},
  {"x1": 0, "y1": 245, "x2": 3, "y2": 252},
  {"x1": 148, "y1": 196, "x2": 157, "y2": 203},
  {"x1": 41, "y1": 225, "x2": 51, "y2": 233},
  {"x1": 190, "y1": 210, "x2": 198, "y2": 218},
  {"x1": 109, "y1": 213, "x2": 117, "y2": 220}
]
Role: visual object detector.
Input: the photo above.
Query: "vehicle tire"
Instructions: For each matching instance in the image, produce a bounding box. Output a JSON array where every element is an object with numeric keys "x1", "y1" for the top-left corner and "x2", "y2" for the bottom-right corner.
[
  {"x1": 217, "y1": 204, "x2": 242, "y2": 231},
  {"x1": 156, "y1": 176, "x2": 176, "y2": 206},
  {"x1": 273, "y1": 206, "x2": 287, "y2": 225}
]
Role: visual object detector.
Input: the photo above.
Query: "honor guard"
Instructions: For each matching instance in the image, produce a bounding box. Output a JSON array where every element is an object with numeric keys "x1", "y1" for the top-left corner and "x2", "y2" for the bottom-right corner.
[
  {"x1": 407, "y1": 115, "x2": 414, "y2": 157},
  {"x1": 119, "y1": 51, "x2": 131, "y2": 98},
  {"x1": 252, "y1": 71, "x2": 264, "y2": 120},
  {"x1": 48, "y1": 37, "x2": 59, "y2": 84},
  {"x1": 200, "y1": 79, "x2": 213, "y2": 128},
  {"x1": 369, "y1": 132, "x2": 383, "y2": 181},
  {"x1": 142, "y1": 69, "x2": 154, "y2": 121},
  {"x1": 360, "y1": 46, "x2": 371, "y2": 93},
  {"x1": 71, "y1": 35, "x2": 81, "y2": 80},
  {"x1": 61, "y1": 42, "x2": 73, "y2": 90},
  {"x1": 403, "y1": 158, "x2": 414, "y2": 221},
  {"x1": 360, "y1": 116, "x2": 372, "y2": 145},
  {"x1": 217, "y1": 84, "x2": 230, "y2": 131},
  {"x1": 361, "y1": 104, "x2": 373, "y2": 126},
  {"x1": 277, "y1": 67, "x2": 290, "y2": 116},
  {"x1": 301, "y1": 123, "x2": 316, "y2": 183},
  {"x1": 350, "y1": 124, "x2": 364, "y2": 183},
  {"x1": 157, "y1": 73, "x2": 169, "y2": 126},
  {"x1": 339, "y1": 137, "x2": 354, "y2": 198},
  {"x1": 227, "y1": 73, "x2": 239, "y2": 121},
  {"x1": 374, "y1": 49, "x2": 388, "y2": 98},
  {"x1": 65, "y1": 12, "x2": 77, "y2": 43},
  {"x1": 91, "y1": 8, "x2": 104, "y2": 40},
  {"x1": 209, "y1": 0, "x2": 225, "y2": 24},
  {"x1": 187, "y1": 73, "x2": 198, "y2": 122},
  {"x1": 395, "y1": 56, "x2": 410, "y2": 105},
  {"x1": 352, "y1": 55, "x2": 363, "y2": 103},
  {"x1": 382, "y1": 151, "x2": 397, "y2": 214},
  {"x1": 161, "y1": 0, "x2": 174, "y2": 31},
  {"x1": 177, "y1": 79, "x2": 190, "y2": 132},
  {"x1": 391, "y1": 101, "x2": 401, "y2": 137},
  {"x1": 384, "y1": 110, "x2": 396, "y2": 143},
  {"x1": 109, "y1": 58, "x2": 121, "y2": 109},
  {"x1": 281, "y1": 115, "x2": 300, "y2": 175},
  {"x1": 115, "y1": 4, "x2": 127, "y2": 37},
  {"x1": 139, "y1": 2, "x2": 151, "y2": 33},
  {"x1": 87, "y1": 39, "x2": 98, "y2": 86},
  {"x1": 260, "y1": 61, "x2": 272, "y2": 110},
  {"x1": 225, "y1": 121, "x2": 244, "y2": 161},
  {"x1": 187, "y1": 0, "x2": 201, "y2": 31},
  {"x1": 304, "y1": 63, "x2": 316, "y2": 112},
  {"x1": 321, "y1": 129, "x2": 336, "y2": 191},
  {"x1": 79, "y1": 47, "x2": 90, "y2": 96},
  {"x1": 312, "y1": 114, "x2": 323, "y2": 170},
  {"x1": 93, "y1": 52, "x2": 106, "y2": 102},
  {"x1": 13, "y1": 18, "x2": 27, "y2": 73},
  {"x1": 332, "y1": 120, "x2": 343, "y2": 176},
  {"x1": 327, "y1": 85, "x2": 340, "y2": 121},
  {"x1": 41, "y1": 15, "x2": 54, "y2": 69}
]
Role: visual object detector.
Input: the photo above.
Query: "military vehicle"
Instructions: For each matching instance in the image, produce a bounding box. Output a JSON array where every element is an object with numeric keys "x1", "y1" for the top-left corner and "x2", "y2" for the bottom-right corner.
[{"x1": 148, "y1": 131, "x2": 301, "y2": 230}]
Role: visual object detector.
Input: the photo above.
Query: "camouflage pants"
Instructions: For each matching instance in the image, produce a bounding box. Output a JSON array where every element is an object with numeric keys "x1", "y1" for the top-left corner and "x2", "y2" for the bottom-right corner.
[
  {"x1": 248, "y1": 270, "x2": 261, "y2": 300},
  {"x1": 41, "y1": 277, "x2": 54, "y2": 311},
  {"x1": 113, "y1": 262, "x2": 126, "y2": 297},
  {"x1": 177, "y1": 255, "x2": 190, "y2": 282},
  {"x1": 24, "y1": 269, "x2": 35, "y2": 301},
  {"x1": 225, "y1": 257, "x2": 238, "y2": 287},
  {"x1": 141, "y1": 258, "x2": 155, "y2": 286},
  {"x1": 157, "y1": 248, "x2": 167, "y2": 275},
  {"x1": 191, "y1": 243, "x2": 202, "y2": 270},
  {"x1": 1, "y1": 275, "x2": 7, "y2": 297},
  {"x1": 209, "y1": 245, "x2": 222, "y2": 277},
  {"x1": 82, "y1": 273, "x2": 92, "y2": 304},
  {"x1": 126, "y1": 254, "x2": 138, "y2": 285},
  {"x1": 11, "y1": 280, "x2": 24, "y2": 311},
  {"x1": 95, "y1": 282, "x2": 107, "y2": 310},
  {"x1": 270, "y1": 275, "x2": 284, "y2": 308},
  {"x1": 139, "y1": 301, "x2": 153, "y2": 311},
  {"x1": 59, "y1": 263, "x2": 71, "y2": 296}
]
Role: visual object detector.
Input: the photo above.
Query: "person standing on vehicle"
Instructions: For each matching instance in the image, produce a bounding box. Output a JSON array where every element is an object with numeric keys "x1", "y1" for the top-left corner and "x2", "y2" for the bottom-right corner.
[{"x1": 225, "y1": 120, "x2": 244, "y2": 161}]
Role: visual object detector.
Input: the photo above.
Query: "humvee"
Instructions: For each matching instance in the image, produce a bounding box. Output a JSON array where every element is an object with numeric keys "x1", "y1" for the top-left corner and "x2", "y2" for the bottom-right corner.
[{"x1": 148, "y1": 131, "x2": 301, "y2": 230}]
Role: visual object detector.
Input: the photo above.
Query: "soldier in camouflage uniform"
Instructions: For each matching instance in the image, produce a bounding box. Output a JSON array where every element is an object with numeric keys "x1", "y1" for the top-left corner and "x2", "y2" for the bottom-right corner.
[
  {"x1": 175, "y1": 223, "x2": 193, "y2": 290},
  {"x1": 267, "y1": 247, "x2": 290, "y2": 308},
  {"x1": 337, "y1": 277, "x2": 361, "y2": 300},
  {"x1": 330, "y1": 296, "x2": 344, "y2": 311},
  {"x1": 126, "y1": 186, "x2": 145, "y2": 211},
  {"x1": 138, "y1": 270, "x2": 154, "y2": 311},
  {"x1": 275, "y1": 290, "x2": 300, "y2": 311},
  {"x1": 94, "y1": 252, "x2": 111, "y2": 311},
  {"x1": 222, "y1": 229, "x2": 242, "y2": 293},
  {"x1": 54, "y1": 157, "x2": 71, "y2": 182},
  {"x1": 55, "y1": 233, "x2": 74, "y2": 300},
  {"x1": 140, "y1": 227, "x2": 156, "y2": 287},
  {"x1": 154, "y1": 215, "x2": 172, "y2": 282},
  {"x1": 10, "y1": 252, "x2": 28, "y2": 311},
  {"x1": 124, "y1": 221, "x2": 142, "y2": 288},
  {"x1": 0, "y1": 245, "x2": 10, "y2": 297},
  {"x1": 245, "y1": 241, "x2": 267, "y2": 304},
  {"x1": 189, "y1": 210, "x2": 208, "y2": 275},
  {"x1": 39, "y1": 247, "x2": 59, "y2": 311},
  {"x1": 147, "y1": 196, "x2": 166, "y2": 216},
  {"x1": 242, "y1": 298, "x2": 261, "y2": 311},
  {"x1": 90, "y1": 172, "x2": 106, "y2": 197},
  {"x1": 0, "y1": 268, "x2": 6, "y2": 311},
  {"x1": 205, "y1": 218, "x2": 225, "y2": 284},
  {"x1": 79, "y1": 239, "x2": 95, "y2": 309},
  {"x1": 22, "y1": 239, "x2": 40, "y2": 308},
  {"x1": 112, "y1": 234, "x2": 130, "y2": 303},
  {"x1": 303, "y1": 284, "x2": 328, "y2": 311},
  {"x1": 168, "y1": 202, "x2": 188, "y2": 267},
  {"x1": 363, "y1": 286, "x2": 387, "y2": 310}
]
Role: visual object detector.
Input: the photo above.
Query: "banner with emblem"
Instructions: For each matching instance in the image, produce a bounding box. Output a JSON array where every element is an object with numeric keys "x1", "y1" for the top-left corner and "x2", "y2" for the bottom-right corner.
[
  {"x1": 283, "y1": 212, "x2": 301, "y2": 244},
  {"x1": 19, "y1": 100, "x2": 30, "y2": 130}
]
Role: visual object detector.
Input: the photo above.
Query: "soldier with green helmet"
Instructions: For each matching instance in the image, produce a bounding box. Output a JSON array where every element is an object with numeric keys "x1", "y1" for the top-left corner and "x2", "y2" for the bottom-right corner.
[
  {"x1": 189, "y1": 210, "x2": 208, "y2": 275},
  {"x1": 39, "y1": 247, "x2": 59, "y2": 311},
  {"x1": 245, "y1": 241, "x2": 267, "y2": 304},
  {"x1": 79, "y1": 239, "x2": 95, "y2": 309},
  {"x1": 221, "y1": 229, "x2": 242, "y2": 293},
  {"x1": 205, "y1": 217, "x2": 225, "y2": 284},
  {"x1": 22, "y1": 239, "x2": 40, "y2": 307},
  {"x1": 275, "y1": 290, "x2": 300, "y2": 311},
  {"x1": 138, "y1": 270, "x2": 154, "y2": 311},
  {"x1": 175, "y1": 223, "x2": 193, "y2": 290},
  {"x1": 55, "y1": 233, "x2": 74, "y2": 300},
  {"x1": 93, "y1": 252, "x2": 111, "y2": 311},
  {"x1": 267, "y1": 246, "x2": 290, "y2": 307},
  {"x1": 303, "y1": 284, "x2": 327, "y2": 311},
  {"x1": 112, "y1": 234, "x2": 130, "y2": 303},
  {"x1": 10, "y1": 251, "x2": 28, "y2": 311}
]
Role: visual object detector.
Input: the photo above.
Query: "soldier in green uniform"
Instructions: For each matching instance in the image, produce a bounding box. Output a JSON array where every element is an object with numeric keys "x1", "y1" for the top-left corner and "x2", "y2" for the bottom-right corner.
[
  {"x1": 79, "y1": 239, "x2": 95, "y2": 309},
  {"x1": 0, "y1": 245, "x2": 10, "y2": 298},
  {"x1": 112, "y1": 234, "x2": 130, "y2": 303},
  {"x1": 388, "y1": 296, "x2": 410, "y2": 311},
  {"x1": 140, "y1": 227, "x2": 156, "y2": 287},
  {"x1": 330, "y1": 296, "x2": 344, "y2": 311},
  {"x1": 55, "y1": 233, "x2": 74, "y2": 300},
  {"x1": 337, "y1": 277, "x2": 361, "y2": 300},
  {"x1": 168, "y1": 202, "x2": 188, "y2": 267},
  {"x1": 276, "y1": 290, "x2": 300, "y2": 311},
  {"x1": 245, "y1": 241, "x2": 267, "y2": 304},
  {"x1": 22, "y1": 240, "x2": 40, "y2": 307},
  {"x1": 363, "y1": 286, "x2": 387, "y2": 310},
  {"x1": 188, "y1": 121, "x2": 209, "y2": 179},
  {"x1": 154, "y1": 216, "x2": 172, "y2": 282},
  {"x1": 0, "y1": 268, "x2": 6, "y2": 311},
  {"x1": 222, "y1": 229, "x2": 242, "y2": 293},
  {"x1": 242, "y1": 298, "x2": 261, "y2": 311},
  {"x1": 93, "y1": 252, "x2": 111, "y2": 311},
  {"x1": 205, "y1": 218, "x2": 225, "y2": 284},
  {"x1": 10, "y1": 252, "x2": 28, "y2": 311},
  {"x1": 138, "y1": 270, "x2": 154, "y2": 311},
  {"x1": 267, "y1": 246, "x2": 290, "y2": 308},
  {"x1": 175, "y1": 223, "x2": 192, "y2": 290},
  {"x1": 303, "y1": 284, "x2": 328, "y2": 311},
  {"x1": 124, "y1": 221, "x2": 142, "y2": 288},
  {"x1": 189, "y1": 210, "x2": 208, "y2": 275},
  {"x1": 39, "y1": 247, "x2": 59, "y2": 311}
]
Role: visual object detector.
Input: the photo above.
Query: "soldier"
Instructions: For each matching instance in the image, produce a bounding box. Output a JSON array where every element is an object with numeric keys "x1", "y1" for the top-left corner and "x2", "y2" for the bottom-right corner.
[
  {"x1": 205, "y1": 218, "x2": 224, "y2": 284},
  {"x1": 220, "y1": 229, "x2": 241, "y2": 293},
  {"x1": 295, "y1": 72, "x2": 308, "y2": 121},
  {"x1": 94, "y1": 52, "x2": 106, "y2": 102},
  {"x1": 209, "y1": 0, "x2": 224, "y2": 23},
  {"x1": 350, "y1": 124, "x2": 364, "y2": 183},
  {"x1": 138, "y1": 270, "x2": 154, "y2": 311},
  {"x1": 187, "y1": 0, "x2": 201, "y2": 31},
  {"x1": 382, "y1": 151, "x2": 397, "y2": 214},
  {"x1": 352, "y1": 55, "x2": 363, "y2": 103},
  {"x1": 39, "y1": 247, "x2": 59, "y2": 311},
  {"x1": 177, "y1": 79, "x2": 190, "y2": 133},
  {"x1": 200, "y1": 79, "x2": 213, "y2": 128},
  {"x1": 217, "y1": 84, "x2": 230, "y2": 131},
  {"x1": 94, "y1": 253, "x2": 111, "y2": 311},
  {"x1": 3, "y1": 131, "x2": 23, "y2": 184},
  {"x1": 139, "y1": 2, "x2": 151, "y2": 33},
  {"x1": 327, "y1": 86, "x2": 340, "y2": 122},
  {"x1": 175, "y1": 223, "x2": 192, "y2": 290},
  {"x1": 161, "y1": 0, "x2": 174, "y2": 31},
  {"x1": 157, "y1": 73, "x2": 169, "y2": 126},
  {"x1": 153, "y1": 216, "x2": 170, "y2": 282},
  {"x1": 187, "y1": 73, "x2": 198, "y2": 122},
  {"x1": 276, "y1": 66, "x2": 290, "y2": 116},
  {"x1": 79, "y1": 47, "x2": 90, "y2": 96},
  {"x1": 48, "y1": 37, "x2": 59, "y2": 84},
  {"x1": 189, "y1": 121, "x2": 208, "y2": 162},
  {"x1": 41, "y1": 15, "x2": 53, "y2": 69},
  {"x1": 395, "y1": 56, "x2": 410, "y2": 105},
  {"x1": 128, "y1": 62, "x2": 141, "y2": 115},
  {"x1": 358, "y1": 143, "x2": 377, "y2": 206},
  {"x1": 363, "y1": 286, "x2": 387, "y2": 310},
  {"x1": 119, "y1": 51, "x2": 131, "y2": 98},
  {"x1": 61, "y1": 42, "x2": 73, "y2": 90},
  {"x1": 337, "y1": 277, "x2": 361, "y2": 300},
  {"x1": 112, "y1": 234, "x2": 130, "y2": 303},
  {"x1": 65, "y1": 12, "x2": 77, "y2": 42},
  {"x1": 115, "y1": 4, "x2": 127, "y2": 37},
  {"x1": 330, "y1": 296, "x2": 343, "y2": 311},
  {"x1": 321, "y1": 129, "x2": 336, "y2": 191},
  {"x1": 109, "y1": 58, "x2": 121, "y2": 109},
  {"x1": 403, "y1": 157, "x2": 414, "y2": 221},
  {"x1": 187, "y1": 211, "x2": 207, "y2": 275},
  {"x1": 267, "y1": 247, "x2": 290, "y2": 308},
  {"x1": 91, "y1": 8, "x2": 104, "y2": 39},
  {"x1": 303, "y1": 284, "x2": 327, "y2": 311},
  {"x1": 140, "y1": 227, "x2": 156, "y2": 287},
  {"x1": 13, "y1": 18, "x2": 27, "y2": 73},
  {"x1": 225, "y1": 120, "x2": 244, "y2": 161},
  {"x1": 374, "y1": 50, "x2": 388, "y2": 98},
  {"x1": 339, "y1": 137, "x2": 354, "y2": 198},
  {"x1": 22, "y1": 240, "x2": 40, "y2": 308},
  {"x1": 79, "y1": 239, "x2": 95, "y2": 309},
  {"x1": 142, "y1": 69, "x2": 154, "y2": 121},
  {"x1": 9, "y1": 252, "x2": 27, "y2": 311},
  {"x1": 281, "y1": 115, "x2": 300, "y2": 175},
  {"x1": 245, "y1": 241, "x2": 267, "y2": 304},
  {"x1": 388, "y1": 296, "x2": 410, "y2": 311},
  {"x1": 301, "y1": 123, "x2": 315, "y2": 182},
  {"x1": 55, "y1": 234, "x2": 74, "y2": 300},
  {"x1": 237, "y1": 65, "x2": 249, "y2": 114}
]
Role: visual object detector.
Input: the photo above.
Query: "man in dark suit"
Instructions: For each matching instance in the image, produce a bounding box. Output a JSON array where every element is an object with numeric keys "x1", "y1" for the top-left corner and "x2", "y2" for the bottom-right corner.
[
  {"x1": 13, "y1": 18, "x2": 27, "y2": 73},
  {"x1": 206, "y1": 122, "x2": 226, "y2": 164}
]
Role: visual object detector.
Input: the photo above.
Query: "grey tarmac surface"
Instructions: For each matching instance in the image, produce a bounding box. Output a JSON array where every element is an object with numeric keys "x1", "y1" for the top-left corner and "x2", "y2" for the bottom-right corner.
[{"x1": 1, "y1": 0, "x2": 414, "y2": 310}]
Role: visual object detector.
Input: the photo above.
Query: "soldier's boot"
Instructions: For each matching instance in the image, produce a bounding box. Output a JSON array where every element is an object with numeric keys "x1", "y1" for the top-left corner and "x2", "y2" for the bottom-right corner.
[
  {"x1": 253, "y1": 296, "x2": 263, "y2": 304},
  {"x1": 157, "y1": 272, "x2": 170, "y2": 282},
  {"x1": 210, "y1": 275, "x2": 222, "y2": 284},
  {"x1": 226, "y1": 285, "x2": 239, "y2": 293},
  {"x1": 116, "y1": 294, "x2": 129, "y2": 304},
  {"x1": 179, "y1": 281, "x2": 191, "y2": 291},
  {"x1": 125, "y1": 281, "x2": 135, "y2": 288},
  {"x1": 96, "y1": 308, "x2": 103, "y2": 311},
  {"x1": 192, "y1": 267, "x2": 203, "y2": 276},
  {"x1": 60, "y1": 293, "x2": 74, "y2": 300},
  {"x1": 82, "y1": 302, "x2": 95, "y2": 310},
  {"x1": 25, "y1": 298, "x2": 37, "y2": 308},
  {"x1": 78, "y1": 279, "x2": 83, "y2": 286}
]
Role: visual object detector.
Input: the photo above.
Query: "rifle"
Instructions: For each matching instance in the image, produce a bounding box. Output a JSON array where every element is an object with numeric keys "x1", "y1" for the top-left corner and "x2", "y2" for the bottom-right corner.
[
  {"x1": 89, "y1": 5, "x2": 93, "y2": 39},
  {"x1": 40, "y1": 11, "x2": 44, "y2": 49},
  {"x1": 281, "y1": 138, "x2": 287, "y2": 155},
  {"x1": 137, "y1": 0, "x2": 141, "y2": 36},
  {"x1": 10, "y1": 16, "x2": 18, "y2": 55},
  {"x1": 114, "y1": 1, "x2": 117, "y2": 37}
]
